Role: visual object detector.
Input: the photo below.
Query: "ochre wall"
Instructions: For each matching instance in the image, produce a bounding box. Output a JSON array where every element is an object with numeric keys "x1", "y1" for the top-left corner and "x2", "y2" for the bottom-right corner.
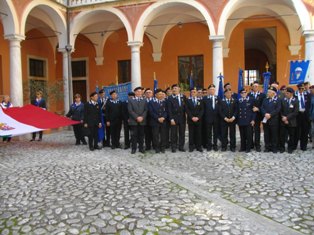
[
  {"x1": 0, "y1": 24, "x2": 10, "y2": 96},
  {"x1": 21, "y1": 29, "x2": 59, "y2": 110},
  {"x1": 224, "y1": 18, "x2": 305, "y2": 90}
]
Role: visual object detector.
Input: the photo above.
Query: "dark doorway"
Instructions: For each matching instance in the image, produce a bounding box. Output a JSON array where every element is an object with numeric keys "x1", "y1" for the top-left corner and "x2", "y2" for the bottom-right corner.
[
  {"x1": 244, "y1": 27, "x2": 277, "y2": 85},
  {"x1": 72, "y1": 80, "x2": 87, "y2": 103}
]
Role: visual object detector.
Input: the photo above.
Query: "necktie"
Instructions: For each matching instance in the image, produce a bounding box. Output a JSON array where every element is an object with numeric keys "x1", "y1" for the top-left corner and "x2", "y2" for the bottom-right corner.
[
  {"x1": 300, "y1": 95, "x2": 305, "y2": 109},
  {"x1": 212, "y1": 97, "x2": 215, "y2": 109},
  {"x1": 193, "y1": 98, "x2": 196, "y2": 106},
  {"x1": 227, "y1": 99, "x2": 230, "y2": 105},
  {"x1": 178, "y1": 96, "x2": 181, "y2": 106}
]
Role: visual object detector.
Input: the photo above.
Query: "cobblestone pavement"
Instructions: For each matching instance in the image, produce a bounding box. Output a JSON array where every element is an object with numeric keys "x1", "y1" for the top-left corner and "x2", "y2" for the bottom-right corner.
[{"x1": 0, "y1": 130, "x2": 312, "y2": 235}]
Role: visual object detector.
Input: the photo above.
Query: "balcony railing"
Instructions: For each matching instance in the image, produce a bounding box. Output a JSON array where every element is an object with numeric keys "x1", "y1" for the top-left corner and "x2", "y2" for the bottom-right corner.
[{"x1": 55, "y1": 0, "x2": 119, "y2": 7}]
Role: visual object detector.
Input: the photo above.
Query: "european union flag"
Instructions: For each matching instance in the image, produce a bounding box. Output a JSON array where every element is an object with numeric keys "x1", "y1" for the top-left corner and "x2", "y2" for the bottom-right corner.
[
  {"x1": 154, "y1": 79, "x2": 158, "y2": 93},
  {"x1": 237, "y1": 69, "x2": 244, "y2": 99},
  {"x1": 189, "y1": 73, "x2": 194, "y2": 90},
  {"x1": 289, "y1": 60, "x2": 310, "y2": 85},
  {"x1": 263, "y1": 72, "x2": 271, "y2": 94}
]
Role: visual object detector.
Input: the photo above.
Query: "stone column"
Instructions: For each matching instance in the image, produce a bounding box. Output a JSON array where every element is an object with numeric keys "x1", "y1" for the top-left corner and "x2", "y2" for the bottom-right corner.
[
  {"x1": 4, "y1": 34, "x2": 25, "y2": 107},
  {"x1": 59, "y1": 48, "x2": 71, "y2": 113},
  {"x1": 209, "y1": 35, "x2": 225, "y2": 92},
  {"x1": 303, "y1": 30, "x2": 314, "y2": 85},
  {"x1": 127, "y1": 41, "x2": 143, "y2": 89}
]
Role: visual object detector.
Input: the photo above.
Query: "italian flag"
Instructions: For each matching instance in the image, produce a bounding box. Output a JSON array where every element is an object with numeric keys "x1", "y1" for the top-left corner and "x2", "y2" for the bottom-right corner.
[{"x1": 0, "y1": 105, "x2": 79, "y2": 137}]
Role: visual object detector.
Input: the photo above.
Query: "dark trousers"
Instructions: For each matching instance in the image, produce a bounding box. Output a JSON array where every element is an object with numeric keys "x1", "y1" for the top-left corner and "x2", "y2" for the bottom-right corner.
[
  {"x1": 279, "y1": 125, "x2": 297, "y2": 152},
  {"x1": 201, "y1": 120, "x2": 207, "y2": 148},
  {"x1": 165, "y1": 122, "x2": 170, "y2": 148},
  {"x1": 221, "y1": 122, "x2": 236, "y2": 149},
  {"x1": 110, "y1": 122, "x2": 122, "y2": 148},
  {"x1": 73, "y1": 124, "x2": 86, "y2": 143},
  {"x1": 296, "y1": 112, "x2": 310, "y2": 150},
  {"x1": 32, "y1": 131, "x2": 43, "y2": 140},
  {"x1": 252, "y1": 121, "x2": 261, "y2": 149},
  {"x1": 152, "y1": 124, "x2": 167, "y2": 152},
  {"x1": 145, "y1": 125, "x2": 153, "y2": 150},
  {"x1": 206, "y1": 122, "x2": 218, "y2": 149},
  {"x1": 263, "y1": 123, "x2": 278, "y2": 152},
  {"x1": 123, "y1": 121, "x2": 130, "y2": 147},
  {"x1": 130, "y1": 125, "x2": 145, "y2": 151},
  {"x1": 239, "y1": 125, "x2": 253, "y2": 151},
  {"x1": 88, "y1": 126, "x2": 99, "y2": 149},
  {"x1": 170, "y1": 122, "x2": 186, "y2": 150},
  {"x1": 188, "y1": 122, "x2": 202, "y2": 150}
]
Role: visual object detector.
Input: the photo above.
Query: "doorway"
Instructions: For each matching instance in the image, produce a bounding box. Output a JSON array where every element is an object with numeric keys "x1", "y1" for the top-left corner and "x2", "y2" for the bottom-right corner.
[{"x1": 72, "y1": 80, "x2": 87, "y2": 103}]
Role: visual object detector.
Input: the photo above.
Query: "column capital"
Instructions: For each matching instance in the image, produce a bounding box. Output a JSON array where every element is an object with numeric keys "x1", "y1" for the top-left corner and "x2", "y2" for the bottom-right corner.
[
  {"x1": 4, "y1": 34, "x2": 25, "y2": 41},
  {"x1": 288, "y1": 45, "x2": 302, "y2": 56},
  {"x1": 303, "y1": 30, "x2": 314, "y2": 37},
  {"x1": 127, "y1": 41, "x2": 143, "y2": 48},
  {"x1": 209, "y1": 35, "x2": 225, "y2": 42},
  {"x1": 152, "y1": 52, "x2": 162, "y2": 62},
  {"x1": 58, "y1": 45, "x2": 74, "y2": 54},
  {"x1": 95, "y1": 57, "x2": 104, "y2": 66}
]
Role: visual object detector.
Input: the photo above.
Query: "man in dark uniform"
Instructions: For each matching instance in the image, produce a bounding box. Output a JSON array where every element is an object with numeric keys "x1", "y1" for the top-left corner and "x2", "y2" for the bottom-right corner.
[
  {"x1": 201, "y1": 88, "x2": 208, "y2": 148},
  {"x1": 122, "y1": 92, "x2": 134, "y2": 149},
  {"x1": 84, "y1": 92, "x2": 102, "y2": 151},
  {"x1": 248, "y1": 81, "x2": 266, "y2": 152},
  {"x1": 261, "y1": 86, "x2": 281, "y2": 153},
  {"x1": 185, "y1": 87, "x2": 204, "y2": 152},
  {"x1": 164, "y1": 87, "x2": 172, "y2": 149},
  {"x1": 128, "y1": 87, "x2": 147, "y2": 154},
  {"x1": 237, "y1": 89, "x2": 256, "y2": 153},
  {"x1": 98, "y1": 89, "x2": 109, "y2": 147},
  {"x1": 105, "y1": 90, "x2": 122, "y2": 149},
  {"x1": 203, "y1": 84, "x2": 220, "y2": 151},
  {"x1": 30, "y1": 90, "x2": 47, "y2": 141},
  {"x1": 144, "y1": 88, "x2": 154, "y2": 150},
  {"x1": 294, "y1": 82, "x2": 311, "y2": 151},
  {"x1": 279, "y1": 87, "x2": 299, "y2": 153},
  {"x1": 166, "y1": 84, "x2": 186, "y2": 152},
  {"x1": 219, "y1": 88, "x2": 238, "y2": 152},
  {"x1": 148, "y1": 89, "x2": 168, "y2": 153}
]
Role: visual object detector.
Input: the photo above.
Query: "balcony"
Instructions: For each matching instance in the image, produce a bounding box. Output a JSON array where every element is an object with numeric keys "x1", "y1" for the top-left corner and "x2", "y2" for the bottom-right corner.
[{"x1": 55, "y1": 0, "x2": 119, "y2": 7}]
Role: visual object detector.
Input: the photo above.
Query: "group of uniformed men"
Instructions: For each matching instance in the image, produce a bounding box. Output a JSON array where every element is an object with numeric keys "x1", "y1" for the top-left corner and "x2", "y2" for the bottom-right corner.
[{"x1": 73, "y1": 81, "x2": 314, "y2": 154}]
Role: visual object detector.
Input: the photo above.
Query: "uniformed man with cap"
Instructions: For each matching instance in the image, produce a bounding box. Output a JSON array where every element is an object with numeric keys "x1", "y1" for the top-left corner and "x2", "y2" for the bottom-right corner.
[
  {"x1": 185, "y1": 87, "x2": 204, "y2": 152},
  {"x1": 128, "y1": 86, "x2": 148, "y2": 154},
  {"x1": 84, "y1": 92, "x2": 102, "y2": 151},
  {"x1": 248, "y1": 81, "x2": 266, "y2": 152},
  {"x1": 166, "y1": 84, "x2": 187, "y2": 152},
  {"x1": 98, "y1": 89, "x2": 109, "y2": 147},
  {"x1": 279, "y1": 87, "x2": 299, "y2": 153},
  {"x1": 219, "y1": 88, "x2": 238, "y2": 152},
  {"x1": 105, "y1": 90, "x2": 122, "y2": 149},
  {"x1": 294, "y1": 82, "x2": 310, "y2": 150},
  {"x1": 144, "y1": 88, "x2": 154, "y2": 150},
  {"x1": 237, "y1": 89, "x2": 256, "y2": 153},
  {"x1": 148, "y1": 89, "x2": 168, "y2": 153},
  {"x1": 261, "y1": 86, "x2": 281, "y2": 153},
  {"x1": 203, "y1": 84, "x2": 220, "y2": 151}
]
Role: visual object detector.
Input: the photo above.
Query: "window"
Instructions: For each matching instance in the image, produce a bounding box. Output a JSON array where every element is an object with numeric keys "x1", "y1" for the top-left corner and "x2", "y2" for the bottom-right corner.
[
  {"x1": 244, "y1": 70, "x2": 259, "y2": 86},
  {"x1": 178, "y1": 55, "x2": 204, "y2": 88},
  {"x1": 72, "y1": 60, "x2": 86, "y2": 77},
  {"x1": 29, "y1": 79, "x2": 47, "y2": 101},
  {"x1": 118, "y1": 60, "x2": 131, "y2": 84},
  {"x1": 29, "y1": 58, "x2": 45, "y2": 77}
]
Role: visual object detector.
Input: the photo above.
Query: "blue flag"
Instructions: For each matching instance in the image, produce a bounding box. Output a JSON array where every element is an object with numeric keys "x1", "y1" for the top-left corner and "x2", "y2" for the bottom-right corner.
[
  {"x1": 189, "y1": 72, "x2": 194, "y2": 90},
  {"x1": 154, "y1": 79, "x2": 158, "y2": 93},
  {"x1": 237, "y1": 69, "x2": 244, "y2": 99},
  {"x1": 218, "y1": 73, "x2": 224, "y2": 99},
  {"x1": 289, "y1": 60, "x2": 310, "y2": 85},
  {"x1": 263, "y1": 72, "x2": 271, "y2": 94}
]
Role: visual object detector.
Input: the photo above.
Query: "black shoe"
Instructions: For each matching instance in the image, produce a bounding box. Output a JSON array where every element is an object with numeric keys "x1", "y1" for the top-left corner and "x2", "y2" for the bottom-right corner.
[
  {"x1": 264, "y1": 149, "x2": 270, "y2": 153},
  {"x1": 279, "y1": 149, "x2": 285, "y2": 153},
  {"x1": 245, "y1": 150, "x2": 250, "y2": 153},
  {"x1": 272, "y1": 150, "x2": 277, "y2": 154},
  {"x1": 155, "y1": 150, "x2": 160, "y2": 154},
  {"x1": 30, "y1": 139, "x2": 35, "y2": 142},
  {"x1": 89, "y1": 147, "x2": 94, "y2": 151},
  {"x1": 172, "y1": 149, "x2": 176, "y2": 153},
  {"x1": 288, "y1": 149, "x2": 293, "y2": 154},
  {"x1": 230, "y1": 148, "x2": 235, "y2": 152},
  {"x1": 81, "y1": 141, "x2": 87, "y2": 145},
  {"x1": 161, "y1": 149, "x2": 165, "y2": 153},
  {"x1": 213, "y1": 146, "x2": 218, "y2": 151},
  {"x1": 75, "y1": 140, "x2": 80, "y2": 145},
  {"x1": 207, "y1": 147, "x2": 212, "y2": 151},
  {"x1": 221, "y1": 148, "x2": 227, "y2": 152},
  {"x1": 256, "y1": 147, "x2": 261, "y2": 152},
  {"x1": 239, "y1": 149, "x2": 245, "y2": 152},
  {"x1": 131, "y1": 149, "x2": 136, "y2": 154},
  {"x1": 124, "y1": 146, "x2": 130, "y2": 150},
  {"x1": 179, "y1": 148, "x2": 185, "y2": 152},
  {"x1": 37, "y1": 139, "x2": 42, "y2": 142},
  {"x1": 189, "y1": 149, "x2": 194, "y2": 152},
  {"x1": 197, "y1": 148, "x2": 203, "y2": 152},
  {"x1": 94, "y1": 146, "x2": 101, "y2": 150},
  {"x1": 139, "y1": 149, "x2": 145, "y2": 154}
]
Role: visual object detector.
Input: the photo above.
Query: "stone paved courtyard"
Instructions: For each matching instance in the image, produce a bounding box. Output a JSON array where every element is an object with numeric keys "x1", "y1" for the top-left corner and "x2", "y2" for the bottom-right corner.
[{"x1": 0, "y1": 130, "x2": 313, "y2": 235}]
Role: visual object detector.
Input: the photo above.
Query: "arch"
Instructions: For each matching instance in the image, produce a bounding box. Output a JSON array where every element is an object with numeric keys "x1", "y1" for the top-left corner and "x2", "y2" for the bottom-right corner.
[
  {"x1": 70, "y1": 7, "x2": 133, "y2": 47},
  {"x1": 0, "y1": 0, "x2": 19, "y2": 35},
  {"x1": 218, "y1": 0, "x2": 311, "y2": 36},
  {"x1": 134, "y1": 0, "x2": 216, "y2": 42},
  {"x1": 20, "y1": 0, "x2": 67, "y2": 48}
]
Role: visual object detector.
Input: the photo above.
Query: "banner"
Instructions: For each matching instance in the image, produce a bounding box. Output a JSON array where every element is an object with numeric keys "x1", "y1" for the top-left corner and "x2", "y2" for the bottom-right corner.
[
  {"x1": 103, "y1": 82, "x2": 132, "y2": 102},
  {"x1": 263, "y1": 72, "x2": 271, "y2": 94},
  {"x1": 218, "y1": 73, "x2": 224, "y2": 99},
  {"x1": 1, "y1": 105, "x2": 79, "y2": 137},
  {"x1": 289, "y1": 60, "x2": 310, "y2": 85},
  {"x1": 189, "y1": 73, "x2": 194, "y2": 90},
  {"x1": 237, "y1": 69, "x2": 244, "y2": 99}
]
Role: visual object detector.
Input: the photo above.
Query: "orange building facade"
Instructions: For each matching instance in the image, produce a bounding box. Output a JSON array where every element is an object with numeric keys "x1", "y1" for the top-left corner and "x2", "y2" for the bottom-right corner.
[{"x1": 0, "y1": 0, "x2": 313, "y2": 113}]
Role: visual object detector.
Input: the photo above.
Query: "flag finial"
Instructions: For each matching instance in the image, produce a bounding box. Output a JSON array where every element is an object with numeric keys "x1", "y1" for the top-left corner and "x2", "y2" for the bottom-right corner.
[{"x1": 265, "y1": 62, "x2": 269, "y2": 72}]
